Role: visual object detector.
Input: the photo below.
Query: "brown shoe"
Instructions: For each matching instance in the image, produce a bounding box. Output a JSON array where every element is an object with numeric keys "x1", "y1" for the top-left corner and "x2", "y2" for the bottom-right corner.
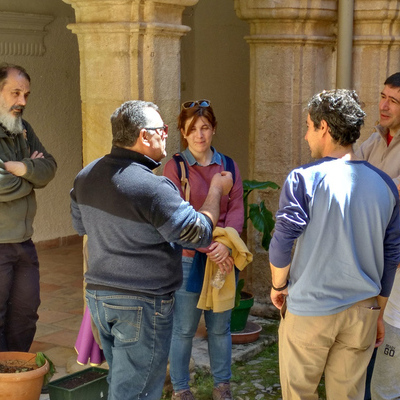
[
  {"x1": 171, "y1": 389, "x2": 195, "y2": 400},
  {"x1": 212, "y1": 383, "x2": 233, "y2": 400}
]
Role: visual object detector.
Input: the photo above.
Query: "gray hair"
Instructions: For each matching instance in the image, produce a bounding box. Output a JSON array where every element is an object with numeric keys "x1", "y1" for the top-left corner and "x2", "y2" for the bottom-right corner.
[
  {"x1": 0, "y1": 63, "x2": 30, "y2": 91},
  {"x1": 307, "y1": 89, "x2": 366, "y2": 146},
  {"x1": 111, "y1": 100, "x2": 159, "y2": 147}
]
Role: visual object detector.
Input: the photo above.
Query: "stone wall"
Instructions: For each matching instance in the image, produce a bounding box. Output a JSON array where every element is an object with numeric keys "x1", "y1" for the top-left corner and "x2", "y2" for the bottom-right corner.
[{"x1": 0, "y1": 0, "x2": 82, "y2": 242}]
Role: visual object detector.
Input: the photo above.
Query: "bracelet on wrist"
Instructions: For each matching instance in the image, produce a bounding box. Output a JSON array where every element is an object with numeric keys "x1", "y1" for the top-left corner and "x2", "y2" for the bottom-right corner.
[{"x1": 272, "y1": 280, "x2": 289, "y2": 291}]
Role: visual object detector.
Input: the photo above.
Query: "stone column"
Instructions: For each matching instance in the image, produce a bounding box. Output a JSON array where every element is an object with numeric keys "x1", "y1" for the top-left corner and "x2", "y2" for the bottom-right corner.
[
  {"x1": 62, "y1": 0, "x2": 198, "y2": 165},
  {"x1": 234, "y1": 0, "x2": 337, "y2": 316},
  {"x1": 353, "y1": 0, "x2": 400, "y2": 140}
]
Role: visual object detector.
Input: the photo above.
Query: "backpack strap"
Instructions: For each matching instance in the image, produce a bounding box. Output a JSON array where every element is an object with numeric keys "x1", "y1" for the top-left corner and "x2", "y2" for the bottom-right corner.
[
  {"x1": 172, "y1": 153, "x2": 191, "y2": 202},
  {"x1": 220, "y1": 153, "x2": 236, "y2": 185}
]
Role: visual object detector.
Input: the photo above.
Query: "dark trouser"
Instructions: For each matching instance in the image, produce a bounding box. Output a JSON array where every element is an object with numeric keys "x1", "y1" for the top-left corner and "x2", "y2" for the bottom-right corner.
[
  {"x1": 0, "y1": 240, "x2": 40, "y2": 351},
  {"x1": 364, "y1": 348, "x2": 377, "y2": 400}
]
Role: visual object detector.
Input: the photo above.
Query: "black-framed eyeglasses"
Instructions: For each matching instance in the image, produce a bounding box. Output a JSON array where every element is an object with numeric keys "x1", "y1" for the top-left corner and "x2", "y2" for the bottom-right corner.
[
  {"x1": 181, "y1": 99, "x2": 211, "y2": 109},
  {"x1": 144, "y1": 124, "x2": 168, "y2": 138}
]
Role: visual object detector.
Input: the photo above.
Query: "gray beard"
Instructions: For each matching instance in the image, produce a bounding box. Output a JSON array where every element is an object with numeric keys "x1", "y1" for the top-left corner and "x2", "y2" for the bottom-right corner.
[{"x1": 0, "y1": 112, "x2": 24, "y2": 135}]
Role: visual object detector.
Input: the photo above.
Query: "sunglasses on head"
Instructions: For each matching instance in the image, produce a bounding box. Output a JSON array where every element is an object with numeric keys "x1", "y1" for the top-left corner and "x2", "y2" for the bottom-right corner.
[{"x1": 181, "y1": 99, "x2": 211, "y2": 109}]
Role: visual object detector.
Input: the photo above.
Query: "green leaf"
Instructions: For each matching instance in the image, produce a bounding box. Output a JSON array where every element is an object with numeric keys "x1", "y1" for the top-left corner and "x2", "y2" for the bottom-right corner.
[
  {"x1": 234, "y1": 279, "x2": 245, "y2": 308},
  {"x1": 248, "y1": 203, "x2": 265, "y2": 233},
  {"x1": 259, "y1": 202, "x2": 275, "y2": 232},
  {"x1": 243, "y1": 180, "x2": 280, "y2": 192},
  {"x1": 261, "y1": 230, "x2": 272, "y2": 251},
  {"x1": 248, "y1": 201, "x2": 275, "y2": 251},
  {"x1": 36, "y1": 352, "x2": 56, "y2": 386},
  {"x1": 35, "y1": 352, "x2": 46, "y2": 367}
]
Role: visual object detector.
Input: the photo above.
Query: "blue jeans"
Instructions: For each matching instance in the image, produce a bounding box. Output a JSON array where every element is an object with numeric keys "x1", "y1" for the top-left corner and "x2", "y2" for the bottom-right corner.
[
  {"x1": 86, "y1": 289, "x2": 174, "y2": 400},
  {"x1": 169, "y1": 257, "x2": 233, "y2": 391},
  {"x1": 0, "y1": 240, "x2": 40, "y2": 351}
]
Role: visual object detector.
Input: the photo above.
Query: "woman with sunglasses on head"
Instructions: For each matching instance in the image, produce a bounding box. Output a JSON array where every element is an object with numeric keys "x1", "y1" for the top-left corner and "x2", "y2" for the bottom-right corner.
[{"x1": 163, "y1": 100, "x2": 244, "y2": 400}]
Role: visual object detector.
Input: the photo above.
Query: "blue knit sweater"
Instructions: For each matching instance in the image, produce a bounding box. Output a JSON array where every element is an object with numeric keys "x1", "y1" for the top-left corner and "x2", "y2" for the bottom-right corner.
[{"x1": 70, "y1": 146, "x2": 214, "y2": 296}]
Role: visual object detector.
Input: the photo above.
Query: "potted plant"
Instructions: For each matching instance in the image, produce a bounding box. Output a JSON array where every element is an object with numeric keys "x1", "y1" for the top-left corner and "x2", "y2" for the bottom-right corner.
[
  {"x1": 241, "y1": 179, "x2": 280, "y2": 252},
  {"x1": 48, "y1": 367, "x2": 109, "y2": 400},
  {"x1": 230, "y1": 278, "x2": 253, "y2": 332},
  {"x1": 0, "y1": 351, "x2": 54, "y2": 400},
  {"x1": 230, "y1": 179, "x2": 279, "y2": 336}
]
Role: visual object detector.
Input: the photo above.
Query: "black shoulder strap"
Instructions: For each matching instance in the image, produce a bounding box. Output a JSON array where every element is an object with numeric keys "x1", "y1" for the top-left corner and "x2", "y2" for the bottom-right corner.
[{"x1": 220, "y1": 153, "x2": 236, "y2": 184}]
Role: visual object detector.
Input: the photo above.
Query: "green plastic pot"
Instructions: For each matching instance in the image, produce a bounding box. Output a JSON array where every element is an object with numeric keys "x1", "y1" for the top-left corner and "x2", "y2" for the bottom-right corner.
[
  {"x1": 230, "y1": 291, "x2": 254, "y2": 332},
  {"x1": 48, "y1": 367, "x2": 108, "y2": 400}
]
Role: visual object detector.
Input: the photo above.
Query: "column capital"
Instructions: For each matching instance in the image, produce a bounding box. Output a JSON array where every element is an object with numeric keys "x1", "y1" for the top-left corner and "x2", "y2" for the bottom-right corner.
[
  {"x1": 354, "y1": 0, "x2": 400, "y2": 43},
  {"x1": 234, "y1": 0, "x2": 336, "y2": 21},
  {"x1": 234, "y1": 0, "x2": 337, "y2": 44},
  {"x1": 67, "y1": 21, "x2": 191, "y2": 38},
  {"x1": 62, "y1": 0, "x2": 198, "y2": 24}
]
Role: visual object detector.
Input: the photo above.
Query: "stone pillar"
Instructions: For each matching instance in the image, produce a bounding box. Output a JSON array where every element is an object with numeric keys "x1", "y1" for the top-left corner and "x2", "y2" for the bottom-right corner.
[
  {"x1": 234, "y1": 0, "x2": 337, "y2": 316},
  {"x1": 62, "y1": 0, "x2": 198, "y2": 165},
  {"x1": 353, "y1": 0, "x2": 400, "y2": 141}
]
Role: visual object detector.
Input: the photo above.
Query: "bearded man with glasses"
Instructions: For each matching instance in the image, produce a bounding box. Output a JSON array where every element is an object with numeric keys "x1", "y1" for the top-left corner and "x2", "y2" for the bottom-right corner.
[
  {"x1": 0, "y1": 63, "x2": 57, "y2": 352},
  {"x1": 70, "y1": 100, "x2": 233, "y2": 400}
]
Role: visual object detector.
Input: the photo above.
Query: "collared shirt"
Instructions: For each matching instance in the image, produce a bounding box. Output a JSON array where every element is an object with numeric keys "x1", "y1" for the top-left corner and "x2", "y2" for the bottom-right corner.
[
  {"x1": 356, "y1": 125, "x2": 400, "y2": 186},
  {"x1": 181, "y1": 146, "x2": 223, "y2": 167}
]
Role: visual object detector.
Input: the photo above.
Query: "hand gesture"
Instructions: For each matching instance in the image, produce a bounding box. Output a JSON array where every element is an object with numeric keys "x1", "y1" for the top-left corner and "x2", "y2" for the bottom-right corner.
[{"x1": 210, "y1": 171, "x2": 233, "y2": 196}]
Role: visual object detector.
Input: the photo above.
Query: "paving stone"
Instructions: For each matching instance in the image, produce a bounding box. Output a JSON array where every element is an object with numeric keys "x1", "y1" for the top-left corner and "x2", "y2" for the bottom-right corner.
[
  {"x1": 192, "y1": 315, "x2": 277, "y2": 372},
  {"x1": 248, "y1": 359, "x2": 263, "y2": 365},
  {"x1": 253, "y1": 382, "x2": 266, "y2": 390},
  {"x1": 273, "y1": 383, "x2": 281, "y2": 388}
]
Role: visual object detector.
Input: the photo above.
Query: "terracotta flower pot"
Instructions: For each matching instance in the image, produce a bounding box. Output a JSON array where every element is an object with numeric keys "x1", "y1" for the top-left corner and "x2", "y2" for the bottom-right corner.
[{"x1": 0, "y1": 351, "x2": 49, "y2": 400}]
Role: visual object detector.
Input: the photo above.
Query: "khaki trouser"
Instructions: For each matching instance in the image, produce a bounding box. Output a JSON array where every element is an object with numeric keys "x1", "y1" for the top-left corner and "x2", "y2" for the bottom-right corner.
[{"x1": 279, "y1": 298, "x2": 380, "y2": 400}]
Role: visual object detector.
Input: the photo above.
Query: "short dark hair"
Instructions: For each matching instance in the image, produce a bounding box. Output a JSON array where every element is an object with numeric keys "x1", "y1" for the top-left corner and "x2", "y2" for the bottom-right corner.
[
  {"x1": 0, "y1": 63, "x2": 31, "y2": 90},
  {"x1": 384, "y1": 72, "x2": 400, "y2": 88},
  {"x1": 307, "y1": 89, "x2": 366, "y2": 146},
  {"x1": 111, "y1": 100, "x2": 159, "y2": 147},
  {"x1": 178, "y1": 102, "x2": 217, "y2": 148}
]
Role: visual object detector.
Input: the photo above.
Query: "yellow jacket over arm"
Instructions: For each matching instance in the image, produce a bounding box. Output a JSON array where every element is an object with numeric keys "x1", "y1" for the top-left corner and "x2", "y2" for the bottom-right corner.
[{"x1": 197, "y1": 227, "x2": 253, "y2": 313}]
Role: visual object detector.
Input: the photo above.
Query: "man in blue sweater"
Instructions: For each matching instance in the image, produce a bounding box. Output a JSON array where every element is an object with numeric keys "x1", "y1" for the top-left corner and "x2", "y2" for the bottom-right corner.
[
  {"x1": 70, "y1": 100, "x2": 232, "y2": 400},
  {"x1": 269, "y1": 89, "x2": 400, "y2": 400}
]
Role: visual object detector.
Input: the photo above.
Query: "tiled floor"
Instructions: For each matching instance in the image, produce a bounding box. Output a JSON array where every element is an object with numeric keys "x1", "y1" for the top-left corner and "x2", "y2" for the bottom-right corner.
[{"x1": 30, "y1": 240, "x2": 87, "y2": 385}]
